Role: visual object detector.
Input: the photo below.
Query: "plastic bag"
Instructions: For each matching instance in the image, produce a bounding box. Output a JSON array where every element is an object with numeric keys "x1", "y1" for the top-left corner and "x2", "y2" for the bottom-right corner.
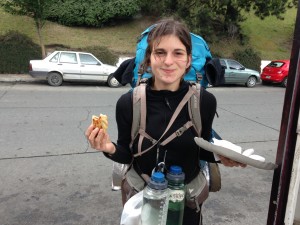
[{"x1": 120, "y1": 190, "x2": 143, "y2": 225}]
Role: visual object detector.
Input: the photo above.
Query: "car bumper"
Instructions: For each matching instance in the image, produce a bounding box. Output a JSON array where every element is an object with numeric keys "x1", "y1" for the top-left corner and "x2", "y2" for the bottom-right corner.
[
  {"x1": 260, "y1": 74, "x2": 284, "y2": 83},
  {"x1": 29, "y1": 71, "x2": 48, "y2": 78}
]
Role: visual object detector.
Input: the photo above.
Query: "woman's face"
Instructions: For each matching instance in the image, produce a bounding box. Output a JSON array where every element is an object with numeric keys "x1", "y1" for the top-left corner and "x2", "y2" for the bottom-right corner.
[{"x1": 150, "y1": 35, "x2": 191, "y2": 91}]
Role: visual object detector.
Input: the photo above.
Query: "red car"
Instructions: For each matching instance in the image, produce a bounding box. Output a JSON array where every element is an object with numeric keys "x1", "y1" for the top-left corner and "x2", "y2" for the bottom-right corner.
[{"x1": 261, "y1": 60, "x2": 290, "y2": 87}]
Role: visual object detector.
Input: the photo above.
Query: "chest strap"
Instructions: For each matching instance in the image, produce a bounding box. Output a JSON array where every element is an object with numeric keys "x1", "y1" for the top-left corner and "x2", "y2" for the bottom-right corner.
[{"x1": 133, "y1": 86, "x2": 195, "y2": 157}]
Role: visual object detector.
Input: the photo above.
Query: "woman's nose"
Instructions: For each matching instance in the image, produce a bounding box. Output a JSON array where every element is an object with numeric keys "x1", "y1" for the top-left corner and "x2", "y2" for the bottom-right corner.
[{"x1": 164, "y1": 53, "x2": 174, "y2": 65}]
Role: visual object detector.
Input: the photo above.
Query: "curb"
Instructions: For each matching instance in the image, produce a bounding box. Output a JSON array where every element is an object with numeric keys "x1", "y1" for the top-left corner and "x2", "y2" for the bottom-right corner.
[{"x1": 0, "y1": 74, "x2": 41, "y2": 82}]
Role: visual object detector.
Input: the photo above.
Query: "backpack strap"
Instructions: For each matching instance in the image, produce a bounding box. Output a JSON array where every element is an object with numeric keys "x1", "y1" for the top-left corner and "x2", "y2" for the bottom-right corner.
[
  {"x1": 131, "y1": 84, "x2": 197, "y2": 157},
  {"x1": 188, "y1": 83, "x2": 202, "y2": 137}
]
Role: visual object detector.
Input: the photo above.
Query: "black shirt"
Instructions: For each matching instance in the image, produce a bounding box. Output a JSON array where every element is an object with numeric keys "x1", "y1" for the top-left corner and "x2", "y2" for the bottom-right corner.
[{"x1": 107, "y1": 79, "x2": 217, "y2": 183}]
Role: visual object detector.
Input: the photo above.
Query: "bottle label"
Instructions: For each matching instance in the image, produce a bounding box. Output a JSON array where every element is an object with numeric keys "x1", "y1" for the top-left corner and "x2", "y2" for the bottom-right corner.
[{"x1": 169, "y1": 190, "x2": 185, "y2": 202}]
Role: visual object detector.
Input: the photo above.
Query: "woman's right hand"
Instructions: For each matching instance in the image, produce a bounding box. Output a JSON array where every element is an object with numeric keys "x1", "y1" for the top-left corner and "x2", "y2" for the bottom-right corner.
[{"x1": 85, "y1": 123, "x2": 116, "y2": 155}]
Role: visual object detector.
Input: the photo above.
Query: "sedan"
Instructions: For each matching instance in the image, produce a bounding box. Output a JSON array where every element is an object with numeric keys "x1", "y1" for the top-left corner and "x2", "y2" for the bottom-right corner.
[
  {"x1": 219, "y1": 58, "x2": 261, "y2": 87},
  {"x1": 29, "y1": 51, "x2": 120, "y2": 87},
  {"x1": 260, "y1": 60, "x2": 290, "y2": 87}
]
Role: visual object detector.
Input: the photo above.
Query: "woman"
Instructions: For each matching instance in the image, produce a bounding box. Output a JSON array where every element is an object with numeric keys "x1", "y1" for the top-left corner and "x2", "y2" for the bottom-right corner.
[{"x1": 86, "y1": 18, "x2": 245, "y2": 225}]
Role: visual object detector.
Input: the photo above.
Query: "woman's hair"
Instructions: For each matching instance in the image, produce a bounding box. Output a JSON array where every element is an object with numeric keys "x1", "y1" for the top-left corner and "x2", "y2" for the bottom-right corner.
[{"x1": 139, "y1": 18, "x2": 192, "y2": 75}]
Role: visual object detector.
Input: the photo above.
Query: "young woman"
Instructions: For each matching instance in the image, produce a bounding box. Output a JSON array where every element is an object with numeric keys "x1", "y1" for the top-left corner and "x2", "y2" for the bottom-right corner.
[{"x1": 86, "y1": 18, "x2": 245, "y2": 225}]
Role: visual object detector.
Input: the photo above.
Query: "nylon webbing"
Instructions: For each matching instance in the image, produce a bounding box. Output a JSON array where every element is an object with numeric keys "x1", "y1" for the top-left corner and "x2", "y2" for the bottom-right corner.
[{"x1": 134, "y1": 86, "x2": 195, "y2": 157}]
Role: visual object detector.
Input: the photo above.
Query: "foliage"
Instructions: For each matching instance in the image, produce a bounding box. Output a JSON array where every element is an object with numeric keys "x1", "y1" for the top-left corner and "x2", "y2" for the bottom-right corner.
[
  {"x1": 138, "y1": 0, "x2": 298, "y2": 41},
  {"x1": 46, "y1": 0, "x2": 140, "y2": 27},
  {"x1": 0, "y1": 0, "x2": 55, "y2": 58},
  {"x1": 0, "y1": 31, "x2": 41, "y2": 73},
  {"x1": 232, "y1": 47, "x2": 261, "y2": 71}
]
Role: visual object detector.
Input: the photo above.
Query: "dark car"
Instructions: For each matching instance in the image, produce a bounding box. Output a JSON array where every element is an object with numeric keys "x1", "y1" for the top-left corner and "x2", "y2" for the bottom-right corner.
[
  {"x1": 260, "y1": 60, "x2": 290, "y2": 87},
  {"x1": 219, "y1": 59, "x2": 260, "y2": 87}
]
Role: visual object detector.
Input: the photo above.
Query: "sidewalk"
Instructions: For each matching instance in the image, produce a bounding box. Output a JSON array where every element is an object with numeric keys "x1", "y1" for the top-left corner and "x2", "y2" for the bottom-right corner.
[{"x1": 0, "y1": 74, "x2": 40, "y2": 82}]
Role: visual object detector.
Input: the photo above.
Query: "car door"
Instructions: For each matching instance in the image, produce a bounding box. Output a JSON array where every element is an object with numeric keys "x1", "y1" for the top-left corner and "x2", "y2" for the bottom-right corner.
[
  {"x1": 57, "y1": 52, "x2": 81, "y2": 80},
  {"x1": 220, "y1": 59, "x2": 232, "y2": 83},
  {"x1": 79, "y1": 53, "x2": 107, "y2": 81},
  {"x1": 226, "y1": 59, "x2": 246, "y2": 83}
]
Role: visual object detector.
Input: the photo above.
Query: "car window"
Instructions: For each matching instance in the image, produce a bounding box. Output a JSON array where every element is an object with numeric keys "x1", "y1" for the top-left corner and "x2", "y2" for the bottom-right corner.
[
  {"x1": 79, "y1": 54, "x2": 99, "y2": 65},
  {"x1": 268, "y1": 61, "x2": 284, "y2": 68},
  {"x1": 227, "y1": 60, "x2": 243, "y2": 70},
  {"x1": 49, "y1": 52, "x2": 59, "y2": 63},
  {"x1": 220, "y1": 59, "x2": 227, "y2": 69},
  {"x1": 59, "y1": 52, "x2": 78, "y2": 64}
]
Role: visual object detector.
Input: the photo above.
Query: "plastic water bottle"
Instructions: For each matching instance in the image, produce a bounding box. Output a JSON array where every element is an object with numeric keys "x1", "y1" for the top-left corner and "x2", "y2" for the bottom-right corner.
[
  {"x1": 141, "y1": 172, "x2": 169, "y2": 225},
  {"x1": 166, "y1": 165, "x2": 186, "y2": 225}
]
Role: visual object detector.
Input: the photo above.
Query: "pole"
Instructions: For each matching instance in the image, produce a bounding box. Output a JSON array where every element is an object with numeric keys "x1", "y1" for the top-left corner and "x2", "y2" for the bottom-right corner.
[{"x1": 267, "y1": 0, "x2": 300, "y2": 224}]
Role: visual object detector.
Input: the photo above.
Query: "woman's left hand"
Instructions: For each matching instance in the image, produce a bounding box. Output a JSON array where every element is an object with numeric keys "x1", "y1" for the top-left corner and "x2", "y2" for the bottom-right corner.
[{"x1": 218, "y1": 155, "x2": 247, "y2": 168}]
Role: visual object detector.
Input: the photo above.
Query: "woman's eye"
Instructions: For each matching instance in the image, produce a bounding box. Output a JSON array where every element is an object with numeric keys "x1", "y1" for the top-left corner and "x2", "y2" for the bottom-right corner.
[{"x1": 155, "y1": 51, "x2": 166, "y2": 56}]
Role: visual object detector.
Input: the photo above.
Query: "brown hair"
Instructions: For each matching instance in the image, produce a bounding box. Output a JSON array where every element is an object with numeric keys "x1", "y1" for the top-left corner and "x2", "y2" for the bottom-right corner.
[{"x1": 139, "y1": 18, "x2": 192, "y2": 75}]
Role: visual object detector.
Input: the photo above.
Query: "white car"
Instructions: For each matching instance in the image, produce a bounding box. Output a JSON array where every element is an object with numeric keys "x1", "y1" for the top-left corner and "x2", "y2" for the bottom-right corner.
[{"x1": 29, "y1": 50, "x2": 120, "y2": 87}]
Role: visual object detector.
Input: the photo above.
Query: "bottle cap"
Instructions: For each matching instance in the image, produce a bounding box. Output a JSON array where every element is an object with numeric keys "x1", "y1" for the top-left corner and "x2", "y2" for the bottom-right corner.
[
  {"x1": 166, "y1": 165, "x2": 185, "y2": 182},
  {"x1": 148, "y1": 172, "x2": 168, "y2": 190}
]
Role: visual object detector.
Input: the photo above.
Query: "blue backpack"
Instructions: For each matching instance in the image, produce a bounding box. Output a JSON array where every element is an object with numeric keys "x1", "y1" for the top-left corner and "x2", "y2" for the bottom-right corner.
[{"x1": 132, "y1": 24, "x2": 212, "y2": 88}]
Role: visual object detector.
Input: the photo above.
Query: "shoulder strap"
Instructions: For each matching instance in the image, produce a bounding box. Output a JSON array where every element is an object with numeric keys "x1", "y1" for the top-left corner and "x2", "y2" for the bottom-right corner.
[
  {"x1": 130, "y1": 82, "x2": 202, "y2": 157},
  {"x1": 130, "y1": 83, "x2": 146, "y2": 148},
  {"x1": 188, "y1": 83, "x2": 202, "y2": 137}
]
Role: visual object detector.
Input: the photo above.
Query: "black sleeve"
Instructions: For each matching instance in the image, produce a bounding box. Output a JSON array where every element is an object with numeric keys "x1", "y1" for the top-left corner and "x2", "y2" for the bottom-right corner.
[
  {"x1": 199, "y1": 88, "x2": 217, "y2": 162},
  {"x1": 103, "y1": 91, "x2": 133, "y2": 164}
]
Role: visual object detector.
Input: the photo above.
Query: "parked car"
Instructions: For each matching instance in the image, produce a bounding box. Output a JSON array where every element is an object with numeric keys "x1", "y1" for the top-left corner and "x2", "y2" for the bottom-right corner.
[
  {"x1": 219, "y1": 58, "x2": 261, "y2": 87},
  {"x1": 260, "y1": 60, "x2": 290, "y2": 87},
  {"x1": 29, "y1": 51, "x2": 120, "y2": 87}
]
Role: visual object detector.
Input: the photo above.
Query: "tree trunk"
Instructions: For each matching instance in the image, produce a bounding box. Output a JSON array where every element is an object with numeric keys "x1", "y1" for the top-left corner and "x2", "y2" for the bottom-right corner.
[{"x1": 35, "y1": 18, "x2": 46, "y2": 58}]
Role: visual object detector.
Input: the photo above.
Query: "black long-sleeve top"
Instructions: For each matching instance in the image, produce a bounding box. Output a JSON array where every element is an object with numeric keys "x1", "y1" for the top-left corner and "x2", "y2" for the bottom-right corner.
[{"x1": 106, "y1": 79, "x2": 217, "y2": 183}]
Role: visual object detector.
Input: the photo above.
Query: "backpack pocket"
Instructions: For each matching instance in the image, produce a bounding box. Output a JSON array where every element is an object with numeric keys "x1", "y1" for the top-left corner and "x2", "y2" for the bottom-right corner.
[{"x1": 185, "y1": 172, "x2": 209, "y2": 212}]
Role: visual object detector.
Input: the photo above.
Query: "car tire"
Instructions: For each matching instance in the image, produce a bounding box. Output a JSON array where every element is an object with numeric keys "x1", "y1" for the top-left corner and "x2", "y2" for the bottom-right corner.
[
  {"x1": 246, "y1": 76, "x2": 257, "y2": 87},
  {"x1": 281, "y1": 77, "x2": 288, "y2": 87},
  {"x1": 47, "y1": 72, "x2": 63, "y2": 86},
  {"x1": 107, "y1": 74, "x2": 121, "y2": 88}
]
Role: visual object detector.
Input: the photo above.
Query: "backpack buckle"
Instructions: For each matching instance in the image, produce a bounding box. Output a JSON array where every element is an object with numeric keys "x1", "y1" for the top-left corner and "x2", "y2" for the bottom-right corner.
[{"x1": 175, "y1": 128, "x2": 184, "y2": 137}]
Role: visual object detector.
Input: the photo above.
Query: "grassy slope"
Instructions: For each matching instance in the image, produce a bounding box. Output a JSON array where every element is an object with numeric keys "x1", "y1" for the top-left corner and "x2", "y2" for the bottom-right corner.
[
  {"x1": 241, "y1": 8, "x2": 297, "y2": 60},
  {"x1": 0, "y1": 7, "x2": 297, "y2": 60}
]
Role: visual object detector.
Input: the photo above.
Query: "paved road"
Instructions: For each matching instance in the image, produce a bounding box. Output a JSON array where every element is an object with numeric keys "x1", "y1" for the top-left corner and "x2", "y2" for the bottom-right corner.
[{"x1": 0, "y1": 77, "x2": 286, "y2": 225}]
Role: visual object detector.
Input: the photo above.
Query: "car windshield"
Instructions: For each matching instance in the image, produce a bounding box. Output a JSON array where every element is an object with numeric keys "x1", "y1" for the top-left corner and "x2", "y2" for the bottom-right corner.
[{"x1": 268, "y1": 61, "x2": 284, "y2": 68}]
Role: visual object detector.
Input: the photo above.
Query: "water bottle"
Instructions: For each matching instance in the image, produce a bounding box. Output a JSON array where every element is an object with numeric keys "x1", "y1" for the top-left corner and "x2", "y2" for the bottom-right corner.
[
  {"x1": 166, "y1": 165, "x2": 186, "y2": 225},
  {"x1": 141, "y1": 172, "x2": 169, "y2": 225}
]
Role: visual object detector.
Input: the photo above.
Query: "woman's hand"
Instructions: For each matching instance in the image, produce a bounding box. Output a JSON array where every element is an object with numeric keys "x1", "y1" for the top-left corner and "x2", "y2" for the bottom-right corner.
[
  {"x1": 218, "y1": 155, "x2": 247, "y2": 168},
  {"x1": 85, "y1": 123, "x2": 116, "y2": 155}
]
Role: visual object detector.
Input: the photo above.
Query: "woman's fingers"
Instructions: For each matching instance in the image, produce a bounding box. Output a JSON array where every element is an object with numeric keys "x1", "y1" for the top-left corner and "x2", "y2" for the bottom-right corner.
[{"x1": 218, "y1": 155, "x2": 246, "y2": 168}]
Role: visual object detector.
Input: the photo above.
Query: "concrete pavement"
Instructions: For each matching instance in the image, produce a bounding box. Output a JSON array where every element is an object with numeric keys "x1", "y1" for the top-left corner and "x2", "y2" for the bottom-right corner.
[{"x1": 0, "y1": 74, "x2": 38, "y2": 82}]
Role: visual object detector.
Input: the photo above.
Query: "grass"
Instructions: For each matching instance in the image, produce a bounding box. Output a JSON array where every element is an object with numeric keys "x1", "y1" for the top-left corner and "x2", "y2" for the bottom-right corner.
[{"x1": 0, "y1": 7, "x2": 297, "y2": 60}]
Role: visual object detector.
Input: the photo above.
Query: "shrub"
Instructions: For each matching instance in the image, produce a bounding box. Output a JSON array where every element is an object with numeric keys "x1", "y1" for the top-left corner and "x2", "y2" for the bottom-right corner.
[
  {"x1": 232, "y1": 47, "x2": 261, "y2": 71},
  {"x1": 0, "y1": 31, "x2": 41, "y2": 74},
  {"x1": 46, "y1": 0, "x2": 140, "y2": 27}
]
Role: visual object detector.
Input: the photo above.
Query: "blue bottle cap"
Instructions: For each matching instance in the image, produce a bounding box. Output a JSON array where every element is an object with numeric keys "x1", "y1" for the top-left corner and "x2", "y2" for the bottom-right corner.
[
  {"x1": 167, "y1": 165, "x2": 185, "y2": 182},
  {"x1": 170, "y1": 165, "x2": 182, "y2": 174},
  {"x1": 148, "y1": 172, "x2": 168, "y2": 190}
]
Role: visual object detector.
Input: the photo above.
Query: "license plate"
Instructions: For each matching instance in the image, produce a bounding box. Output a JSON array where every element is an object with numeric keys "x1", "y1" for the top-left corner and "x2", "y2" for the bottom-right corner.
[{"x1": 266, "y1": 76, "x2": 271, "y2": 79}]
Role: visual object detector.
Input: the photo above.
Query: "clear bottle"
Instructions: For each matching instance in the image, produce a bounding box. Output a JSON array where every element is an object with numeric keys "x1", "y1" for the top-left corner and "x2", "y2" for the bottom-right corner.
[
  {"x1": 166, "y1": 165, "x2": 186, "y2": 225},
  {"x1": 141, "y1": 172, "x2": 169, "y2": 225}
]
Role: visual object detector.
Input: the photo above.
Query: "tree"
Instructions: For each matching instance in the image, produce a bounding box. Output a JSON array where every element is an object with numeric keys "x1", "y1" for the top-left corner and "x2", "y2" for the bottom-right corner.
[
  {"x1": 1, "y1": 0, "x2": 53, "y2": 58},
  {"x1": 139, "y1": 0, "x2": 297, "y2": 41}
]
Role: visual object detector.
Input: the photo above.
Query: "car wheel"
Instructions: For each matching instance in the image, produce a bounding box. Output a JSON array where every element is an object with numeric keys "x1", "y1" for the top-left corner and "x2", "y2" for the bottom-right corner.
[
  {"x1": 47, "y1": 72, "x2": 63, "y2": 86},
  {"x1": 282, "y1": 77, "x2": 288, "y2": 87},
  {"x1": 107, "y1": 74, "x2": 121, "y2": 88},
  {"x1": 246, "y1": 76, "x2": 257, "y2": 87}
]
